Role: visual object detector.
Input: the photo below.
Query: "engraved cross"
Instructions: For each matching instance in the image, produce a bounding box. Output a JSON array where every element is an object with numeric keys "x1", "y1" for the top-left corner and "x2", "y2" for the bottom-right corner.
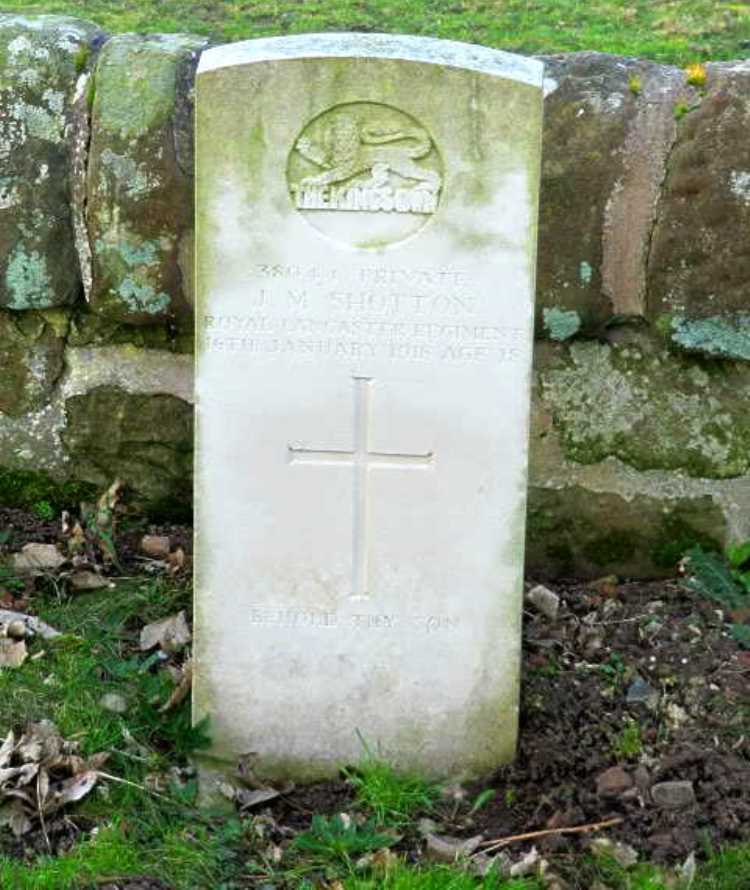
[{"x1": 288, "y1": 377, "x2": 434, "y2": 601}]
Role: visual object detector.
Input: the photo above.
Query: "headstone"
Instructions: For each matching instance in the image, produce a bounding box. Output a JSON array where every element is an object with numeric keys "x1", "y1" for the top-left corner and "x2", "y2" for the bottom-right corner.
[{"x1": 194, "y1": 34, "x2": 543, "y2": 786}]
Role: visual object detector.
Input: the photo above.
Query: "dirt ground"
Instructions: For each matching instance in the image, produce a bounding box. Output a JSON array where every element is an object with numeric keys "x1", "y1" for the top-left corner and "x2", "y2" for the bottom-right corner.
[{"x1": 268, "y1": 576, "x2": 750, "y2": 867}]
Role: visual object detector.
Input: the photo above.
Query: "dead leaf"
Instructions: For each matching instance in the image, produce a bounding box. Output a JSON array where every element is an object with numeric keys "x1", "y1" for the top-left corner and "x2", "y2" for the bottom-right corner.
[
  {"x1": 9, "y1": 801, "x2": 31, "y2": 837},
  {"x1": 236, "y1": 787, "x2": 282, "y2": 810},
  {"x1": 167, "y1": 547, "x2": 186, "y2": 575},
  {"x1": 0, "y1": 732, "x2": 14, "y2": 768},
  {"x1": 141, "y1": 535, "x2": 171, "y2": 560},
  {"x1": 62, "y1": 512, "x2": 87, "y2": 557},
  {"x1": 94, "y1": 479, "x2": 123, "y2": 564},
  {"x1": 509, "y1": 846, "x2": 545, "y2": 878},
  {"x1": 425, "y1": 832, "x2": 484, "y2": 862},
  {"x1": 12, "y1": 543, "x2": 65, "y2": 576},
  {"x1": 159, "y1": 658, "x2": 193, "y2": 713},
  {"x1": 140, "y1": 611, "x2": 191, "y2": 654},
  {"x1": 0, "y1": 639, "x2": 27, "y2": 668},
  {"x1": 38, "y1": 770, "x2": 98, "y2": 816},
  {"x1": 70, "y1": 570, "x2": 110, "y2": 591}
]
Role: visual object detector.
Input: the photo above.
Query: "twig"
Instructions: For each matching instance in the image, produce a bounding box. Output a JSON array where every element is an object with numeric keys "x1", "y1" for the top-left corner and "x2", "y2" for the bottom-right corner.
[
  {"x1": 476, "y1": 816, "x2": 624, "y2": 856},
  {"x1": 36, "y1": 770, "x2": 51, "y2": 853},
  {"x1": 96, "y1": 770, "x2": 173, "y2": 804}
]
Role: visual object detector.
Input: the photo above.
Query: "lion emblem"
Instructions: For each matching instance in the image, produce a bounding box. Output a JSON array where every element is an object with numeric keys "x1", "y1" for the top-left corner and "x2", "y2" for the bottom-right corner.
[{"x1": 294, "y1": 112, "x2": 441, "y2": 192}]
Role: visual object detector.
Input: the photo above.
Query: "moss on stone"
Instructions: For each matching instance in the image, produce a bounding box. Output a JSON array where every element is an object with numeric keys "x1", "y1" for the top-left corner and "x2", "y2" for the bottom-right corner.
[
  {"x1": 61, "y1": 385, "x2": 193, "y2": 516},
  {"x1": 0, "y1": 308, "x2": 66, "y2": 415},
  {"x1": 0, "y1": 467, "x2": 95, "y2": 512},
  {"x1": 651, "y1": 513, "x2": 722, "y2": 568},
  {"x1": 93, "y1": 34, "x2": 205, "y2": 140},
  {"x1": 582, "y1": 530, "x2": 639, "y2": 565},
  {"x1": 67, "y1": 309, "x2": 193, "y2": 353},
  {"x1": 526, "y1": 485, "x2": 725, "y2": 578}
]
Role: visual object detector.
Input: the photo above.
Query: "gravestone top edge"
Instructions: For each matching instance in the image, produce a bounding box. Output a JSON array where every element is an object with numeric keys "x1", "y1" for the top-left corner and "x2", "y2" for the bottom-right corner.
[{"x1": 197, "y1": 32, "x2": 544, "y2": 86}]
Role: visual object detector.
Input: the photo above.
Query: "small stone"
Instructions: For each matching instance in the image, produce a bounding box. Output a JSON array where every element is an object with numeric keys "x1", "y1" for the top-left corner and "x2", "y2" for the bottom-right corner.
[
  {"x1": 141, "y1": 535, "x2": 172, "y2": 560},
  {"x1": 100, "y1": 692, "x2": 128, "y2": 715},
  {"x1": 12, "y1": 543, "x2": 65, "y2": 575},
  {"x1": 651, "y1": 780, "x2": 695, "y2": 809},
  {"x1": 70, "y1": 570, "x2": 110, "y2": 591},
  {"x1": 633, "y1": 765, "x2": 651, "y2": 794},
  {"x1": 5, "y1": 621, "x2": 27, "y2": 640},
  {"x1": 527, "y1": 584, "x2": 560, "y2": 621},
  {"x1": 596, "y1": 766, "x2": 633, "y2": 797},
  {"x1": 626, "y1": 676, "x2": 660, "y2": 709}
]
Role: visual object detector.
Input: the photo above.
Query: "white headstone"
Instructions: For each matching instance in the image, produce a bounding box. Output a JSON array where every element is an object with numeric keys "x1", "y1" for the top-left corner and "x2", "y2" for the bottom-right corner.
[{"x1": 194, "y1": 34, "x2": 543, "y2": 785}]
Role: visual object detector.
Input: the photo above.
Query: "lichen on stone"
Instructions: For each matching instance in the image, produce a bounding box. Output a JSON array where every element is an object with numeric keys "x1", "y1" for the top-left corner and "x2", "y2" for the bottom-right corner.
[
  {"x1": 540, "y1": 334, "x2": 750, "y2": 478},
  {"x1": 543, "y1": 306, "x2": 582, "y2": 341},
  {"x1": 5, "y1": 244, "x2": 52, "y2": 308},
  {"x1": 117, "y1": 277, "x2": 171, "y2": 315},
  {"x1": 671, "y1": 314, "x2": 750, "y2": 362}
]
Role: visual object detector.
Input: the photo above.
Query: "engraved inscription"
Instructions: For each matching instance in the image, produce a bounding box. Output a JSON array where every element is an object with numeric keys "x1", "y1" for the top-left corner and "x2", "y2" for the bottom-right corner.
[
  {"x1": 248, "y1": 606, "x2": 459, "y2": 633},
  {"x1": 287, "y1": 102, "x2": 443, "y2": 247},
  {"x1": 289, "y1": 377, "x2": 434, "y2": 602}
]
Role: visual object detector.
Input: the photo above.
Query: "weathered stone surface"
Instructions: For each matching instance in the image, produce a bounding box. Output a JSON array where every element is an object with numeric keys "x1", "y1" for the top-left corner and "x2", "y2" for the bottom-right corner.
[
  {"x1": 525, "y1": 486, "x2": 726, "y2": 579},
  {"x1": 0, "y1": 15, "x2": 103, "y2": 310},
  {"x1": 61, "y1": 385, "x2": 193, "y2": 511},
  {"x1": 0, "y1": 309, "x2": 67, "y2": 415},
  {"x1": 648, "y1": 61, "x2": 750, "y2": 360},
  {"x1": 535, "y1": 331, "x2": 750, "y2": 479},
  {"x1": 537, "y1": 53, "x2": 684, "y2": 335},
  {"x1": 0, "y1": 344, "x2": 192, "y2": 511},
  {"x1": 87, "y1": 33, "x2": 208, "y2": 324}
]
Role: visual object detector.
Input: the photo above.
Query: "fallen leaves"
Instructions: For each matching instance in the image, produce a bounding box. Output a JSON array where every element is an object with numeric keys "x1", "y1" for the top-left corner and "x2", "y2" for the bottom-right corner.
[
  {"x1": 0, "y1": 722, "x2": 108, "y2": 839},
  {"x1": 160, "y1": 658, "x2": 192, "y2": 713},
  {"x1": 140, "y1": 610, "x2": 191, "y2": 654},
  {"x1": 138, "y1": 536, "x2": 186, "y2": 577}
]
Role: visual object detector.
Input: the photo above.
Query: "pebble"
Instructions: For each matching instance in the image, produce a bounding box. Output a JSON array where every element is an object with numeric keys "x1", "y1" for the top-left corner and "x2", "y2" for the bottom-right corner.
[
  {"x1": 596, "y1": 766, "x2": 633, "y2": 797},
  {"x1": 141, "y1": 534, "x2": 171, "y2": 560},
  {"x1": 526, "y1": 584, "x2": 560, "y2": 621},
  {"x1": 626, "y1": 676, "x2": 660, "y2": 709},
  {"x1": 651, "y1": 780, "x2": 696, "y2": 809},
  {"x1": 633, "y1": 765, "x2": 651, "y2": 795},
  {"x1": 100, "y1": 692, "x2": 128, "y2": 715}
]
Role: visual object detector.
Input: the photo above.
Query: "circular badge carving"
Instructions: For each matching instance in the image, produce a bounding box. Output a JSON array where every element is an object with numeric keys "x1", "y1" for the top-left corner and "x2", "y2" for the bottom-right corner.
[{"x1": 287, "y1": 102, "x2": 443, "y2": 248}]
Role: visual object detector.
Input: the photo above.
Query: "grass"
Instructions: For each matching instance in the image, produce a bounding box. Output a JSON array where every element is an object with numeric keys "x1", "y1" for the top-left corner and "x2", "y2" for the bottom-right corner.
[
  {"x1": 344, "y1": 865, "x2": 542, "y2": 889},
  {"x1": 345, "y1": 751, "x2": 440, "y2": 826},
  {"x1": 1, "y1": 0, "x2": 749, "y2": 64}
]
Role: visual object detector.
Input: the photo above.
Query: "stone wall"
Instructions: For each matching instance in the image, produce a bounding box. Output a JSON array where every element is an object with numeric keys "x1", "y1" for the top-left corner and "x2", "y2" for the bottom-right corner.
[{"x1": 1, "y1": 15, "x2": 748, "y2": 576}]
